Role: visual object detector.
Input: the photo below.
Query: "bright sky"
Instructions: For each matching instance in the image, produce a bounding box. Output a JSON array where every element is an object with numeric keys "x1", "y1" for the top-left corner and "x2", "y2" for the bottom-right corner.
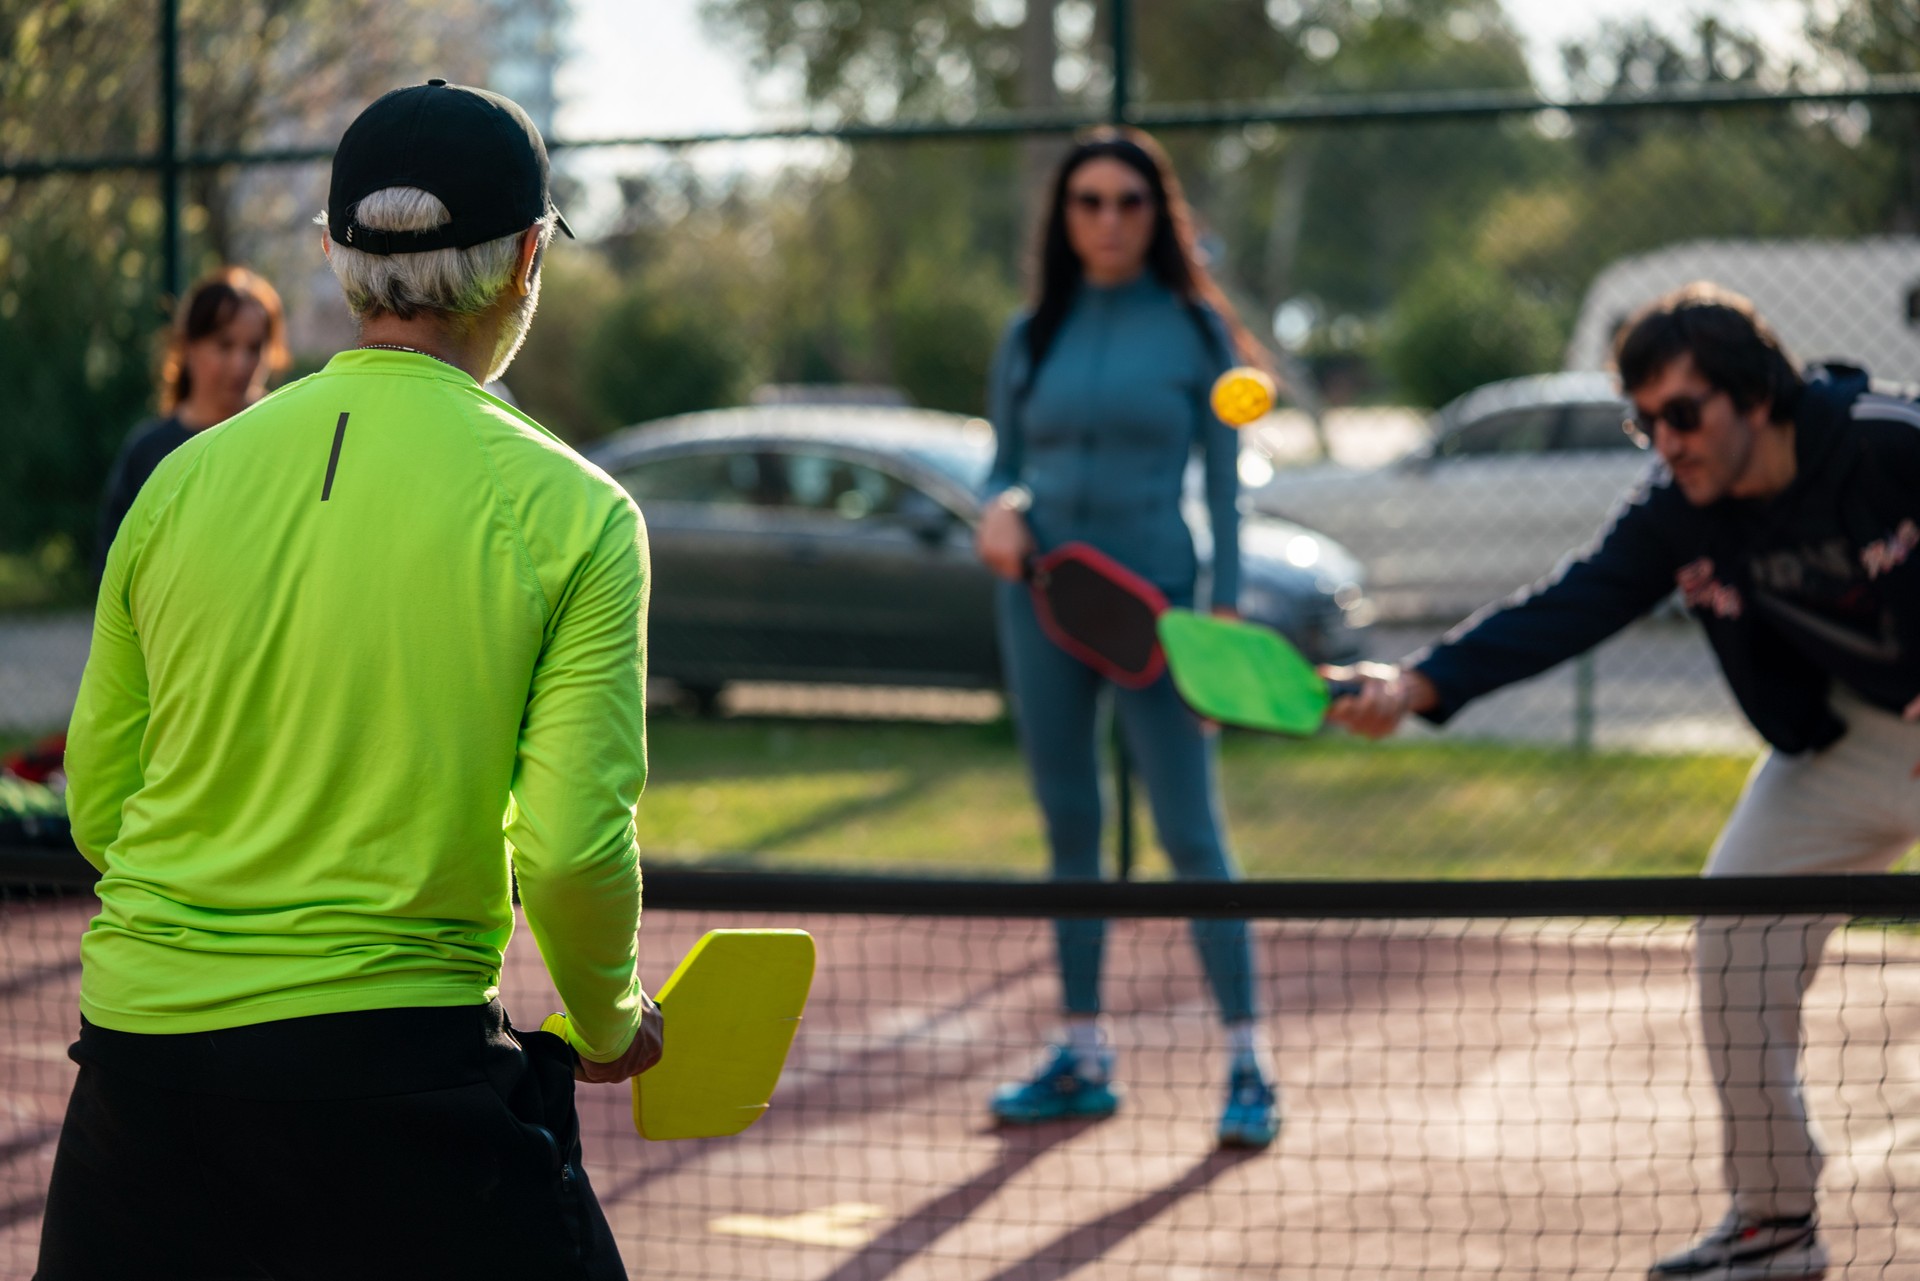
[
  {"x1": 556, "y1": 0, "x2": 1812, "y2": 138},
  {"x1": 551, "y1": 0, "x2": 1812, "y2": 227}
]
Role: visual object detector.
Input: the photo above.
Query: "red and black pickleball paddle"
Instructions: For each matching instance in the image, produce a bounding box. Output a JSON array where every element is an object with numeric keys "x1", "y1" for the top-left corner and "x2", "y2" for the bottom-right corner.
[
  {"x1": 1023, "y1": 543, "x2": 1169, "y2": 689},
  {"x1": 1025, "y1": 541, "x2": 1360, "y2": 735}
]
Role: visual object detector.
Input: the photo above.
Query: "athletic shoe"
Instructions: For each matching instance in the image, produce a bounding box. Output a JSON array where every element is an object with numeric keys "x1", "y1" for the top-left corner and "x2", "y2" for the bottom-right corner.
[
  {"x1": 990, "y1": 1044, "x2": 1119, "y2": 1124},
  {"x1": 1647, "y1": 1210, "x2": 1828, "y2": 1280},
  {"x1": 1216, "y1": 1062, "x2": 1279, "y2": 1149}
]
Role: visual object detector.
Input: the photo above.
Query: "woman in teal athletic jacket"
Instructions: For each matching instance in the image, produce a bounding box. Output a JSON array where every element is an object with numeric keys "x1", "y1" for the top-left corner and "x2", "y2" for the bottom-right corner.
[{"x1": 976, "y1": 128, "x2": 1278, "y2": 1148}]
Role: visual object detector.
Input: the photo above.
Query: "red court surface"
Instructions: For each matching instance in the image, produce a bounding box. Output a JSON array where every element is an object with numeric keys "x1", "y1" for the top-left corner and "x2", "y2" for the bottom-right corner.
[{"x1": 4, "y1": 894, "x2": 1918, "y2": 1278}]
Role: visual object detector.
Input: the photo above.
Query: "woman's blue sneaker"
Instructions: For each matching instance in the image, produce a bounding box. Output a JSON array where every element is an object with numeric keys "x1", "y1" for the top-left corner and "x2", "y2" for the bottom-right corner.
[
  {"x1": 1217, "y1": 1063, "x2": 1279, "y2": 1149},
  {"x1": 990, "y1": 1045, "x2": 1120, "y2": 1124}
]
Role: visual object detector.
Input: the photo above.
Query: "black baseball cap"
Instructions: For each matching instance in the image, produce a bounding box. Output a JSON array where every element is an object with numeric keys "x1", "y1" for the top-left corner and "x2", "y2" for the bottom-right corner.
[{"x1": 327, "y1": 79, "x2": 574, "y2": 256}]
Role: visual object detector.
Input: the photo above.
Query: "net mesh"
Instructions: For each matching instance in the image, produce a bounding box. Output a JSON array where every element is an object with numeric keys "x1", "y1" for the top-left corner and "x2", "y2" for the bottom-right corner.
[{"x1": 3, "y1": 869, "x2": 1917, "y2": 1279}]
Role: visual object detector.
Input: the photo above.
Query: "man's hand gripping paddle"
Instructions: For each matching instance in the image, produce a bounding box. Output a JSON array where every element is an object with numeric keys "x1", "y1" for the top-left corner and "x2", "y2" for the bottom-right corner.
[
  {"x1": 543, "y1": 928, "x2": 815, "y2": 1140},
  {"x1": 1157, "y1": 610, "x2": 1362, "y2": 737}
]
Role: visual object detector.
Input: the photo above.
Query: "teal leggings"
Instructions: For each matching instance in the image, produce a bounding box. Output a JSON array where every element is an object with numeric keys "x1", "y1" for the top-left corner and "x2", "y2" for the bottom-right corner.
[{"x1": 997, "y1": 580, "x2": 1256, "y2": 1024}]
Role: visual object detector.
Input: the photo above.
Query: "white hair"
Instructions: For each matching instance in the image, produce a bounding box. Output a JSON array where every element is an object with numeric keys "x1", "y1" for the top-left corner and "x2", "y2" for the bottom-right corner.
[{"x1": 319, "y1": 187, "x2": 553, "y2": 324}]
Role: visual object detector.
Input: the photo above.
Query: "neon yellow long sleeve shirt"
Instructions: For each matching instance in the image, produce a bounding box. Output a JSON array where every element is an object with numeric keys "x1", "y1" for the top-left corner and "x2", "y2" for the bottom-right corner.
[{"x1": 66, "y1": 349, "x2": 649, "y2": 1061}]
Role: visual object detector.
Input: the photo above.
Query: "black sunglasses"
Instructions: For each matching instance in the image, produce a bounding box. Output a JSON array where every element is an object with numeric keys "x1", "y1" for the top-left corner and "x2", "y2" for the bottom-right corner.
[
  {"x1": 1067, "y1": 189, "x2": 1150, "y2": 215},
  {"x1": 1622, "y1": 390, "x2": 1722, "y2": 449}
]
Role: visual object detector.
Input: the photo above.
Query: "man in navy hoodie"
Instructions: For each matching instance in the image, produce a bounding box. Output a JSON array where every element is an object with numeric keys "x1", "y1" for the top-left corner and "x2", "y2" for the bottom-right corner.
[{"x1": 1332, "y1": 284, "x2": 1920, "y2": 1281}]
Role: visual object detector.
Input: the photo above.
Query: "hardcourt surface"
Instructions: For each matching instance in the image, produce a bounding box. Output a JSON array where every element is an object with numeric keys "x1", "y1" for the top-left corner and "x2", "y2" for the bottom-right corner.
[{"x1": 3, "y1": 896, "x2": 1920, "y2": 1279}]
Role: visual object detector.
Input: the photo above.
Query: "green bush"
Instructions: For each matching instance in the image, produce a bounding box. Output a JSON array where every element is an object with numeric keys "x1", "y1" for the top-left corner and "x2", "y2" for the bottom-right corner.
[
  {"x1": 1380, "y1": 259, "x2": 1565, "y2": 409},
  {"x1": 885, "y1": 257, "x2": 1016, "y2": 415},
  {"x1": 0, "y1": 224, "x2": 158, "y2": 568},
  {"x1": 580, "y1": 283, "x2": 751, "y2": 431},
  {"x1": 501, "y1": 253, "x2": 624, "y2": 442}
]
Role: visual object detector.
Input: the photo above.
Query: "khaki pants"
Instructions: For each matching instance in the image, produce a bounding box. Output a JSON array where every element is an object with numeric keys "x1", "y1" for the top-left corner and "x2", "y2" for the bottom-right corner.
[{"x1": 1699, "y1": 688, "x2": 1920, "y2": 1219}]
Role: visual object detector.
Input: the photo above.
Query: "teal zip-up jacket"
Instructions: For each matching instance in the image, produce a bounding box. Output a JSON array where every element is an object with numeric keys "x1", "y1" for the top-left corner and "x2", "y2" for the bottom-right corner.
[{"x1": 985, "y1": 274, "x2": 1241, "y2": 610}]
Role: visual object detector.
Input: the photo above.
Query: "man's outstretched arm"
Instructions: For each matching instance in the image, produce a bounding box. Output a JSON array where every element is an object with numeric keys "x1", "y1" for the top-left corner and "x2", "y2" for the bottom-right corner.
[{"x1": 1328, "y1": 486, "x2": 1681, "y2": 738}]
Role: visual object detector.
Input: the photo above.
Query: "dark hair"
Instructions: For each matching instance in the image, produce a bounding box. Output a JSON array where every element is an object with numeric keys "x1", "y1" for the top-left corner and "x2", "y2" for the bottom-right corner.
[
  {"x1": 1025, "y1": 127, "x2": 1267, "y2": 378},
  {"x1": 159, "y1": 266, "x2": 290, "y2": 412},
  {"x1": 1613, "y1": 283, "x2": 1802, "y2": 421}
]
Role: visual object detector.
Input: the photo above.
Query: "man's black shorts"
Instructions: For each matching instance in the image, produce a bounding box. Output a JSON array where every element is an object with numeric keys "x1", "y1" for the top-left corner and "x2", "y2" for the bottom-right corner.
[{"x1": 34, "y1": 1001, "x2": 626, "y2": 1281}]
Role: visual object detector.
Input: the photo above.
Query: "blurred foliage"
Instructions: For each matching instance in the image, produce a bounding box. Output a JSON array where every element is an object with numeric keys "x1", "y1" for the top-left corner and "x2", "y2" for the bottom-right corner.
[
  {"x1": 0, "y1": 185, "x2": 158, "y2": 577},
  {"x1": 503, "y1": 252, "x2": 625, "y2": 441},
  {"x1": 887, "y1": 252, "x2": 1016, "y2": 414},
  {"x1": 524, "y1": 143, "x2": 1023, "y2": 426},
  {"x1": 581, "y1": 283, "x2": 750, "y2": 430},
  {"x1": 5, "y1": 0, "x2": 1920, "y2": 568},
  {"x1": 692, "y1": 0, "x2": 1915, "y2": 416},
  {"x1": 2, "y1": 0, "x2": 496, "y2": 262},
  {"x1": 1380, "y1": 258, "x2": 1562, "y2": 408},
  {"x1": 0, "y1": 0, "x2": 493, "y2": 561},
  {"x1": 1804, "y1": 0, "x2": 1920, "y2": 232}
]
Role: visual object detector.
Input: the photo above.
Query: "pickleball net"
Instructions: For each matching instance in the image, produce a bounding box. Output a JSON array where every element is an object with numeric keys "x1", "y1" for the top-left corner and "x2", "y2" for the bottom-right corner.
[{"x1": 3, "y1": 860, "x2": 1917, "y2": 1279}]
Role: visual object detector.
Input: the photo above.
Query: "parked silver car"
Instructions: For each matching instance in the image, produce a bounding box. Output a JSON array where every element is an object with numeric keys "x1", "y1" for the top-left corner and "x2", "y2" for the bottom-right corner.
[
  {"x1": 584, "y1": 406, "x2": 1372, "y2": 707},
  {"x1": 1249, "y1": 372, "x2": 1653, "y2": 622}
]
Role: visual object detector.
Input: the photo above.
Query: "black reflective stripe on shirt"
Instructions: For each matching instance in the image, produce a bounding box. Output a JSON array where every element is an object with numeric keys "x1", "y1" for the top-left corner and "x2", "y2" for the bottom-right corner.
[{"x1": 321, "y1": 412, "x2": 349, "y2": 501}]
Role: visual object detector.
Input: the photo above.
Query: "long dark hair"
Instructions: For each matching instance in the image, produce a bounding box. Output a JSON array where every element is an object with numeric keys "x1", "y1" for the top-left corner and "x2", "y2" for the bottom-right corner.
[
  {"x1": 1025, "y1": 127, "x2": 1267, "y2": 378},
  {"x1": 158, "y1": 266, "x2": 290, "y2": 413}
]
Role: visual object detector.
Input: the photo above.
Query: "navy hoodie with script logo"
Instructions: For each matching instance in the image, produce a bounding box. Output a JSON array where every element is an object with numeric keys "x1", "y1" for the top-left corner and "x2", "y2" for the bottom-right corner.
[{"x1": 1410, "y1": 365, "x2": 1920, "y2": 754}]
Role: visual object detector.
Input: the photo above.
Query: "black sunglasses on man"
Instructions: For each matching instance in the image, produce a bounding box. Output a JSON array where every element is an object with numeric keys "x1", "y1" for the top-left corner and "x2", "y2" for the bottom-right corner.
[{"x1": 1622, "y1": 388, "x2": 1724, "y2": 449}]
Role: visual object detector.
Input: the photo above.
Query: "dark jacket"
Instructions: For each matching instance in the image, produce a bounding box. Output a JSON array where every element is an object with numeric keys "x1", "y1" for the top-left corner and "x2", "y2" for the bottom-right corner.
[
  {"x1": 96, "y1": 415, "x2": 194, "y2": 574},
  {"x1": 1412, "y1": 366, "x2": 1920, "y2": 754}
]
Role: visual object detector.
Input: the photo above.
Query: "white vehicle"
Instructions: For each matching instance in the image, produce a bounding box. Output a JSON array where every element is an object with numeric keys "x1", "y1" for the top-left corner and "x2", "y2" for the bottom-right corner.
[
  {"x1": 1249, "y1": 372, "x2": 1653, "y2": 623},
  {"x1": 1565, "y1": 237, "x2": 1920, "y2": 381}
]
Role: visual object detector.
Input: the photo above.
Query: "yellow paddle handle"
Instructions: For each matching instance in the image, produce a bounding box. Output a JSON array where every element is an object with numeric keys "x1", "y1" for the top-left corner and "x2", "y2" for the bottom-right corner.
[{"x1": 538, "y1": 1010, "x2": 611, "y2": 1064}]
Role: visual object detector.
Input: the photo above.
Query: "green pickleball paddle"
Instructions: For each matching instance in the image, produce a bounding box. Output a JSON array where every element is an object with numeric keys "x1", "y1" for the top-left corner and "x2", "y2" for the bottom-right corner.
[{"x1": 1156, "y1": 609, "x2": 1361, "y2": 736}]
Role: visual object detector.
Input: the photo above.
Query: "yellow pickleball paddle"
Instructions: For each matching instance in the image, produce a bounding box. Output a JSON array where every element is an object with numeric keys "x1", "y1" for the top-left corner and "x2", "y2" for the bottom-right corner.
[
  {"x1": 542, "y1": 928, "x2": 815, "y2": 1140},
  {"x1": 1209, "y1": 366, "x2": 1277, "y2": 428}
]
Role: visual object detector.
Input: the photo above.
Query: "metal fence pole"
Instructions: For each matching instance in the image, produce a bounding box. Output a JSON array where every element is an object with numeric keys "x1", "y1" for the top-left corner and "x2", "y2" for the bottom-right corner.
[
  {"x1": 159, "y1": 0, "x2": 183, "y2": 302},
  {"x1": 1113, "y1": 720, "x2": 1135, "y2": 881},
  {"x1": 1109, "y1": 0, "x2": 1130, "y2": 124},
  {"x1": 1573, "y1": 652, "x2": 1596, "y2": 752}
]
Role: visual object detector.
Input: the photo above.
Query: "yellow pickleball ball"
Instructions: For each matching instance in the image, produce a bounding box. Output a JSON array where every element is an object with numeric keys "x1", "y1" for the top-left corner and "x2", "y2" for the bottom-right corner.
[{"x1": 1209, "y1": 367, "x2": 1276, "y2": 428}]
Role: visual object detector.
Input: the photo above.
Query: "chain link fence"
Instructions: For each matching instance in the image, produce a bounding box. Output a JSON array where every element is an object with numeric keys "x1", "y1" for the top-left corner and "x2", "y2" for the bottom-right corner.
[{"x1": 6, "y1": 6, "x2": 1920, "y2": 874}]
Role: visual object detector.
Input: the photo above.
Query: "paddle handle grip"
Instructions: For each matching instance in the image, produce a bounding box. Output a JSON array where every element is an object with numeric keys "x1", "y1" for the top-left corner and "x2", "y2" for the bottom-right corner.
[
  {"x1": 1324, "y1": 678, "x2": 1365, "y2": 701},
  {"x1": 539, "y1": 1011, "x2": 595, "y2": 1064}
]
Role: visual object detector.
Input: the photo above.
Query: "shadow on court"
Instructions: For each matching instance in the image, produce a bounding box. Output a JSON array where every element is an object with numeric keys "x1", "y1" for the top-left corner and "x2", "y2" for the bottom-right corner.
[
  {"x1": 817, "y1": 1121, "x2": 1100, "y2": 1281},
  {"x1": 7, "y1": 895, "x2": 1920, "y2": 1279},
  {"x1": 975, "y1": 1147, "x2": 1261, "y2": 1281}
]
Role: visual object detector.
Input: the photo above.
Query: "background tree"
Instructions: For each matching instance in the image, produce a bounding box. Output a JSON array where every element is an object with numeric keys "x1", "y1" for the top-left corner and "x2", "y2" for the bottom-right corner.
[
  {"x1": 1805, "y1": 0, "x2": 1920, "y2": 232},
  {"x1": 0, "y1": 0, "x2": 492, "y2": 590},
  {"x1": 6, "y1": 0, "x2": 1917, "y2": 607}
]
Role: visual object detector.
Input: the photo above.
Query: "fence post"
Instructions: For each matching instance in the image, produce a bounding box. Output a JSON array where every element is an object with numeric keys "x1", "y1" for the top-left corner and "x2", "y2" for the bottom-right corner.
[
  {"x1": 1109, "y1": 0, "x2": 1131, "y2": 124},
  {"x1": 1113, "y1": 720, "x2": 1134, "y2": 881},
  {"x1": 159, "y1": 0, "x2": 183, "y2": 302},
  {"x1": 1573, "y1": 652, "x2": 1596, "y2": 752}
]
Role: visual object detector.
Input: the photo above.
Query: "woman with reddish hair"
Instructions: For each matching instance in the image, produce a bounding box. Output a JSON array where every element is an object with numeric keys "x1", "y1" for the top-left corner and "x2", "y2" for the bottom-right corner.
[{"x1": 96, "y1": 266, "x2": 290, "y2": 567}]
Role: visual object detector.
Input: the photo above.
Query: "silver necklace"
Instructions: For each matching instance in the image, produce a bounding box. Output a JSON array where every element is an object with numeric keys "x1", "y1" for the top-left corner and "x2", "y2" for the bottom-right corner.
[{"x1": 359, "y1": 342, "x2": 465, "y2": 374}]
